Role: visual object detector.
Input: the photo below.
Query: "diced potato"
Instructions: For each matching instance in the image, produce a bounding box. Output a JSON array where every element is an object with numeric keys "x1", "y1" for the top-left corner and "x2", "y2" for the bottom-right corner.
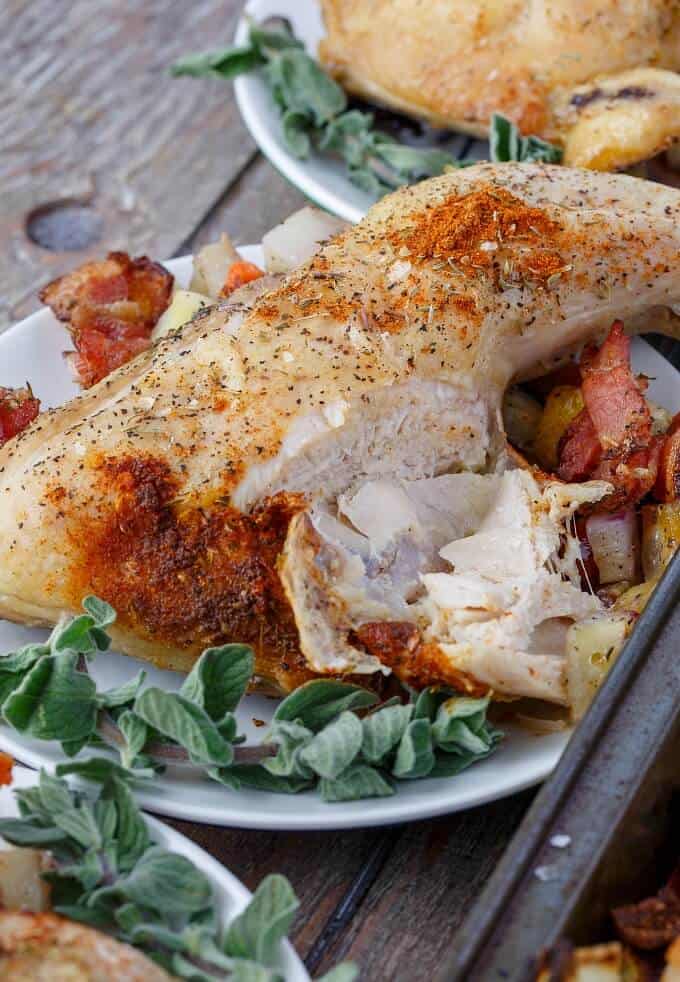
[
  {"x1": 532, "y1": 385, "x2": 584, "y2": 471},
  {"x1": 567, "y1": 615, "x2": 629, "y2": 720},
  {"x1": 536, "y1": 942, "x2": 647, "y2": 981},
  {"x1": 641, "y1": 503, "x2": 680, "y2": 578},
  {"x1": 152, "y1": 289, "x2": 212, "y2": 342},
  {"x1": 663, "y1": 936, "x2": 680, "y2": 982},
  {"x1": 503, "y1": 387, "x2": 543, "y2": 452},
  {"x1": 613, "y1": 578, "x2": 659, "y2": 616},
  {"x1": 570, "y1": 942, "x2": 626, "y2": 981},
  {"x1": 0, "y1": 848, "x2": 50, "y2": 911},
  {"x1": 262, "y1": 206, "x2": 347, "y2": 274},
  {"x1": 190, "y1": 234, "x2": 241, "y2": 297}
]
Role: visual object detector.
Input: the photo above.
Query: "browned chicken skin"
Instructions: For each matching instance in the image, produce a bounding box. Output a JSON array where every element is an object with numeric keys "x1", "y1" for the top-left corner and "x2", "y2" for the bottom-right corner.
[
  {"x1": 1, "y1": 164, "x2": 679, "y2": 702},
  {"x1": 319, "y1": 0, "x2": 680, "y2": 170}
]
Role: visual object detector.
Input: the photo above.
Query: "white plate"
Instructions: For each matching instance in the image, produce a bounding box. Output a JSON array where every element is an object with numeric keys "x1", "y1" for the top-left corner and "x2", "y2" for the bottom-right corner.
[
  {"x1": 0, "y1": 764, "x2": 309, "y2": 981},
  {"x1": 0, "y1": 252, "x2": 678, "y2": 830},
  {"x1": 233, "y1": 0, "x2": 485, "y2": 223}
]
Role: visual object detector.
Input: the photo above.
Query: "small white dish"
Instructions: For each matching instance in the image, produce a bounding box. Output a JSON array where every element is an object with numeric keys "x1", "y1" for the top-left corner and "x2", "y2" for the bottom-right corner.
[
  {"x1": 0, "y1": 764, "x2": 309, "y2": 980},
  {"x1": 0, "y1": 251, "x2": 677, "y2": 830},
  {"x1": 233, "y1": 0, "x2": 484, "y2": 223}
]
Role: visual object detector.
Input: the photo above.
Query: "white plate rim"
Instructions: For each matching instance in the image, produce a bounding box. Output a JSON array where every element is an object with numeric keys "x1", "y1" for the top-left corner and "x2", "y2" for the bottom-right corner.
[
  {"x1": 1, "y1": 765, "x2": 309, "y2": 980},
  {"x1": 233, "y1": 0, "x2": 372, "y2": 223},
  {"x1": 0, "y1": 253, "x2": 677, "y2": 831}
]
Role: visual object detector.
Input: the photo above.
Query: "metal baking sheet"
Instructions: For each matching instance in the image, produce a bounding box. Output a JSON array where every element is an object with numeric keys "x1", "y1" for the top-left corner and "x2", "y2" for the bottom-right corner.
[{"x1": 438, "y1": 546, "x2": 680, "y2": 982}]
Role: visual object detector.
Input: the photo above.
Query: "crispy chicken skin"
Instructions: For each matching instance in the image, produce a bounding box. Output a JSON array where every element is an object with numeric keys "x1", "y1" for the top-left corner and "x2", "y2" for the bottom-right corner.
[
  {"x1": 0, "y1": 910, "x2": 173, "y2": 981},
  {"x1": 319, "y1": 0, "x2": 680, "y2": 170},
  {"x1": 1, "y1": 164, "x2": 679, "y2": 697}
]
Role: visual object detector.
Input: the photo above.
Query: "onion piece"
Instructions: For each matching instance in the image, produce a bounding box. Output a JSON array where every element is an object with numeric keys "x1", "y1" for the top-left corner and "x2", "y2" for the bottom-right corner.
[
  {"x1": 585, "y1": 509, "x2": 639, "y2": 585},
  {"x1": 190, "y1": 234, "x2": 241, "y2": 297},
  {"x1": 262, "y1": 206, "x2": 347, "y2": 274}
]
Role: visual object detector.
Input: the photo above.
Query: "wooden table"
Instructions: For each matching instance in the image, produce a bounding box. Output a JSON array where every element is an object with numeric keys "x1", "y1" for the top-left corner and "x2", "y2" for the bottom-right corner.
[{"x1": 1, "y1": 2, "x2": 535, "y2": 977}]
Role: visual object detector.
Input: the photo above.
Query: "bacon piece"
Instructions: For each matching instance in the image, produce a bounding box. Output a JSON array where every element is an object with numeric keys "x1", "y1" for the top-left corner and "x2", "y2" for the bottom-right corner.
[
  {"x1": 558, "y1": 409, "x2": 601, "y2": 481},
  {"x1": 613, "y1": 864, "x2": 680, "y2": 950},
  {"x1": 580, "y1": 321, "x2": 652, "y2": 450},
  {"x1": 0, "y1": 386, "x2": 40, "y2": 447},
  {"x1": 40, "y1": 252, "x2": 173, "y2": 388},
  {"x1": 556, "y1": 322, "x2": 661, "y2": 508},
  {"x1": 655, "y1": 413, "x2": 680, "y2": 502},
  {"x1": 219, "y1": 260, "x2": 264, "y2": 298}
]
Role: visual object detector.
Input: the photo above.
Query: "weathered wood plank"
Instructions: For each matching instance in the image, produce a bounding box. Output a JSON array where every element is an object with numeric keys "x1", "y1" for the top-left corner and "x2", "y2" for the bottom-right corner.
[
  {"x1": 182, "y1": 153, "x2": 310, "y2": 254},
  {"x1": 310, "y1": 790, "x2": 534, "y2": 980},
  {"x1": 165, "y1": 818, "x2": 396, "y2": 962},
  {"x1": 1, "y1": 0, "x2": 255, "y2": 328}
]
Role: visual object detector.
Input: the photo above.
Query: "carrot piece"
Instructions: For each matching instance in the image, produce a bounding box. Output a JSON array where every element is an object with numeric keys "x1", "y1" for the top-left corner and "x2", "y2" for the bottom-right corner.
[{"x1": 220, "y1": 261, "x2": 264, "y2": 297}]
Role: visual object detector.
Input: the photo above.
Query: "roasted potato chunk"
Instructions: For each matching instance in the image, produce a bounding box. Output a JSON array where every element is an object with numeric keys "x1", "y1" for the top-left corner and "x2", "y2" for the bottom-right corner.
[{"x1": 532, "y1": 385, "x2": 584, "y2": 471}]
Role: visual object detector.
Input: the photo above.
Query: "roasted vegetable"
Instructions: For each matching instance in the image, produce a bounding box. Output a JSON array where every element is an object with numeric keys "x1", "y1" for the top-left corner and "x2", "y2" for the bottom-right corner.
[
  {"x1": 566, "y1": 614, "x2": 629, "y2": 720},
  {"x1": 641, "y1": 503, "x2": 680, "y2": 579},
  {"x1": 532, "y1": 385, "x2": 584, "y2": 471},
  {"x1": 262, "y1": 206, "x2": 347, "y2": 274},
  {"x1": 613, "y1": 579, "x2": 659, "y2": 617},
  {"x1": 586, "y1": 510, "x2": 639, "y2": 585},
  {"x1": 536, "y1": 940, "x2": 648, "y2": 981},
  {"x1": 151, "y1": 289, "x2": 212, "y2": 341},
  {"x1": 190, "y1": 233, "x2": 241, "y2": 296},
  {"x1": 664, "y1": 937, "x2": 680, "y2": 982},
  {"x1": 503, "y1": 387, "x2": 543, "y2": 452},
  {"x1": 655, "y1": 414, "x2": 680, "y2": 502}
]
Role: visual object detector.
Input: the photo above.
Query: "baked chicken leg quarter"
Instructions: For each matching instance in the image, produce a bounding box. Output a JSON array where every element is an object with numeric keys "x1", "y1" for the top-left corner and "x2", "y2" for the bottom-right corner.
[
  {"x1": 1, "y1": 164, "x2": 679, "y2": 705},
  {"x1": 320, "y1": 0, "x2": 680, "y2": 171}
]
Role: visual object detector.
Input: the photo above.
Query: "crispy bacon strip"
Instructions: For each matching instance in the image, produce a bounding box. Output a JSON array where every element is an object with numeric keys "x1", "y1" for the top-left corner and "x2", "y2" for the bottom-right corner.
[
  {"x1": 0, "y1": 386, "x2": 40, "y2": 447},
  {"x1": 558, "y1": 409, "x2": 601, "y2": 481},
  {"x1": 557, "y1": 322, "x2": 661, "y2": 507},
  {"x1": 613, "y1": 863, "x2": 680, "y2": 950},
  {"x1": 580, "y1": 321, "x2": 651, "y2": 449},
  {"x1": 40, "y1": 252, "x2": 173, "y2": 388}
]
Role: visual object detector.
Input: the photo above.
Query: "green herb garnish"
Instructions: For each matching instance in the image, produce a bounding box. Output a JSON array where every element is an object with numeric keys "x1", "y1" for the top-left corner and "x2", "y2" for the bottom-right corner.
[
  {"x1": 0, "y1": 598, "x2": 501, "y2": 803},
  {"x1": 489, "y1": 112, "x2": 563, "y2": 164},
  {"x1": 0, "y1": 769, "x2": 356, "y2": 981},
  {"x1": 172, "y1": 20, "x2": 561, "y2": 196}
]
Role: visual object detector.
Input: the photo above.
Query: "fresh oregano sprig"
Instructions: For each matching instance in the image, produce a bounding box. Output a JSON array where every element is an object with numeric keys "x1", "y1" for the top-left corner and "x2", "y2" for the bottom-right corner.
[
  {"x1": 489, "y1": 112, "x2": 563, "y2": 164},
  {"x1": 171, "y1": 19, "x2": 561, "y2": 197},
  {"x1": 0, "y1": 768, "x2": 356, "y2": 982},
  {"x1": 0, "y1": 598, "x2": 502, "y2": 803}
]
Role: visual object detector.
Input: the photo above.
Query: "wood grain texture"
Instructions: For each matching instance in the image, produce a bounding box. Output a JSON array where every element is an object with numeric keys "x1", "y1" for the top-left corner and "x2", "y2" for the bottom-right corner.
[
  {"x1": 165, "y1": 818, "x2": 394, "y2": 962},
  {"x1": 184, "y1": 153, "x2": 310, "y2": 253},
  {"x1": 310, "y1": 791, "x2": 534, "y2": 980},
  {"x1": 0, "y1": 0, "x2": 254, "y2": 328}
]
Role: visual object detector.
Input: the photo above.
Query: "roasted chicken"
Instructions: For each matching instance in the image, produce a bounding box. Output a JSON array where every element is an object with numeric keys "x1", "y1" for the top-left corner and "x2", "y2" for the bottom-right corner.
[
  {"x1": 0, "y1": 911, "x2": 173, "y2": 981},
  {"x1": 1, "y1": 163, "x2": 679, "y2": 707},
  {"x1": 319, "y1": 0, "x2": 680, "y2": 171}
]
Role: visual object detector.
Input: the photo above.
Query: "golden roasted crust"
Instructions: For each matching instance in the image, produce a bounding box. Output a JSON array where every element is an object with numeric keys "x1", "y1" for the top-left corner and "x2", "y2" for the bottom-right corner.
[
  {"x1": 1, "y1": 164, "x2": 679, "y2": 694},
  {"x1": 0, "y1": 911, "x2": 173, "y2": 982},
  {"x1": 319, "y1": 1, "x2": 680, "y2": 169}
]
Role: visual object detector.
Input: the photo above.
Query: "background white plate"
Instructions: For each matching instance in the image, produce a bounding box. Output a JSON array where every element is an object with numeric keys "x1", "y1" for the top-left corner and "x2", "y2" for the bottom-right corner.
[
  {"x1": 0, "y1": 765, "x2": 309, "y2": 981},
  {"x1": 0, "y1": 251, "x2": 677, "y2": 830},
  {"x1": 234, "y1": 0, "x2": 484, "y2": 223}
]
